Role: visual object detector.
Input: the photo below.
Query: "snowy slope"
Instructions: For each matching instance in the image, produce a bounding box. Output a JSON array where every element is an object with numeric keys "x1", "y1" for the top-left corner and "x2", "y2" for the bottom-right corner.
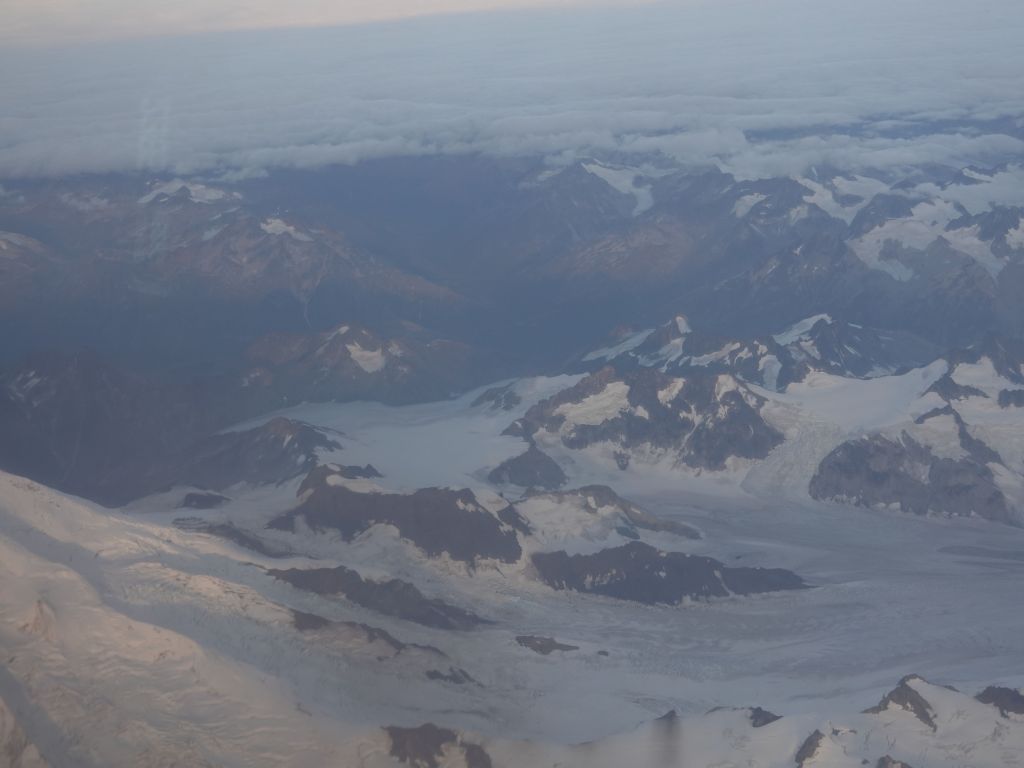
[
  {"x1": 3, "y1": 429, "x2": 1024, "y2": 766},
  {"x1": 4, "y1": 353, "x2": 1024, "y2": 765}
]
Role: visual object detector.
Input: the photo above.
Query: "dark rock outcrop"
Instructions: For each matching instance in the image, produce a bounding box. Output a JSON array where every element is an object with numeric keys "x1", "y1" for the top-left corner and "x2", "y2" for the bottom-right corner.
[
  {"x1": 749, "y1": 707, "x2": 782, "y2": 728},
  {"x1": 864, "y1": 675, "x2": 942, "y2": 730},
  {"x1": 514, "y1": 367, "x2": 783, "y2": 472},
  {"x1": 810, "y1": 432, "x2": 1013, "y2": 524},
  {"x1": 795, "y1": 729, "x2": 825, "y2": 766},
  {"x1": 243, "y1": 323, "x2": 482, "y2": 408},
  {"x1": 177, "y1": 492, "x2": 230, "y2": 509},
  {"x1": 290, "y1": 609, "x2": 333, "y2": 631},
  {"x1": 531, "y1": 541, "x2": 805, "y2": 605},
  {"x1": 515, "y1": 635, "x2": 579, "y2": 655},
  {"x1": 581, "y1": 313, "x2": 936, "y2": 389},
  {"x1": 385, "y1": 724, "x2": 492, "y2": 768},
  {"x1": 268, "y1": 565, "x2": 486, "y2": 630},
  {"x1": 946, "y1": 336, "x2": 1024, "y2": 386},
  {"x1": 876, "y1": 757, "x2": 915, "y2": 768},
  {"x1": 976, "y1": 685, "x2": 1024, "y2": 717},
  {"x1": 999, "y1": 389, "x2": 1024, "y2": 408},
  {"x1": 333, "y1": 464, "x2": 382, "y2": 480},
  {"x1": 157, "y1": 417, "x2": 339, "y2": 492},
  {"x1": 0, "y1": 351, "x2": 224, "y2": 506},
  {"x1": 272, "y1": 477, "x2": 522, "y2": 564},
  {"x1": 172, "y1": 517, "x2": 291, "y2": 557},
  {"x1": 927, "y1": 373, "x2": 986, "y2": 402},
  {"x1": 472, "y1": 384, "x2": 522, "y2": 411},
  {"x1": 291, "y1": 610, "x2": 446, "y2": 662},
  {"x1": 290, "y1": 609, "x2": 438, "y2": 657},
  {"x1": 425, "y1": 667, "x2": 476, "y2": 685},
  {"x1": 531, "y1": 485, "x2": 701, "y2": 540},
  {"x1": 488, "y1": 445, "x2": 567, "y2": 489},
  {"x1": 705, "y1": 706, "x2": 781, "y2": 728}
]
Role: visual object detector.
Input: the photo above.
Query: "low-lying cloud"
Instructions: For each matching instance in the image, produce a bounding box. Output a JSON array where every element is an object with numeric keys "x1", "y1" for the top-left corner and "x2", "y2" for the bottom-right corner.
[{"x1": 1, "y1": 0, "x2": 1022, "y2": 180}]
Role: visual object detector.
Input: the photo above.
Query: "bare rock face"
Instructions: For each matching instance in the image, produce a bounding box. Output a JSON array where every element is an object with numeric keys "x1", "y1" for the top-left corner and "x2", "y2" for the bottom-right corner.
[
  {"x1": 976, "y1": 685, "x2": 1024, "y2": 717},
  {"x1": 272, "y1": 470, "x2": 523, "y2": 565},
  {"x1": 289, "y1": 609, "x2": 444, "y2": 661},
  {"x1": 0, "y1": 351, "x2": 220, "y2": 505},
  {"x1": 488, "y1": 445, "x2": 567, "y2": 489},
  {"x1": 1, "y1": 350, "x2": 348, "y2": 504},
  {"x1": 946, "y1": 335, "x2": 1024, "y2": 386},
  {"x1": 704, "y1": 705, "x2": 782, "y2": 728},
  {"x1": 531, "y1": 541, "x2": 806, "y2": 605},
  {"x1": 581, "y1": 313, "x2": 935, "y2": 388},
  {"x1": 526, "y1": 484, "x2": 701, "y2": 540},
  {"x1": 152, "y1": 417, "x2": 339, "y2": 494},
  {"x1": 472, "y1": 383, "x2": 522, "y2": 411},
  {"x1": 864, "y1": 675, "x2": 945, "y2": 731},
  {"x1": 794, "y1": 729, "x2": 825, "y2": 766},
  {"x1": 515, "y1": 635, "x2": 579, "y2": 655},
  {"x1": 290, "y1": 609, "x2": 333, "y2": 632},
  {"x1": 425, "y1": 668, "x2": 476, "y2": 685},
  {"x1": 267, "y1": 564, "x2": 486, "y2": 630},
  {"x1": 999, "y1": 389, "x2": 1024, "y2": 408},
  {"x1": 809, "y1": 432, "x2": 1013, "y2": 524},
  {"x1": 513, "y1": 366, "x2": 783, "y2": 472},
  {"x1": 177, "y1": 491, "x2": 229, "y2": 509},
  {"x1": 0, "y1": 350, "x2": 344, "y2": 505},
  {"x1": 172, "y1": 517, "x2": 291, "y2": 558},
  {"x1": 385, "y1": 724, "x2": 492, "y2": 768},
  {"x1": 928, "y1": 373, "x2": 987, "y2": 401},
  {"x1": 243, "y1": 323, "x2": 483, "y2": 407},
  {"x1": 876, "y1": 757, "x2": 915, "y2": 768},
  {"x1": 749, "y1": 707, "x2": 782, "y2": 728}
]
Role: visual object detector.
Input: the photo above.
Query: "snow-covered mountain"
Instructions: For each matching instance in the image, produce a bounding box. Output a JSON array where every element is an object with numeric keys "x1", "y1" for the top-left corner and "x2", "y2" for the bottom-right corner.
[
  {"x1": 579, "y1": 313, "x2": 939, "y2": 389},
  {"x1": 382, "y1": 675, "x2": 1024, "y2": 768},
  {"x1": 502, "y1": 321, "x2": 1024, "y2": 526},
  {"x1": 4, "y1": 156, "x2": 1024, "y2": 765},
  {"x1": 509, "y1": 365, "x2": 783, "y2": 473},
  {"x1": 3, "y1": 434, "x2": 1024, "y2": 766}
]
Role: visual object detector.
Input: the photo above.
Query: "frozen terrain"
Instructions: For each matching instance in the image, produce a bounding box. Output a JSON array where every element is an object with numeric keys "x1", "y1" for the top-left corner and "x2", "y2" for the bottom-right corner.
[{"x1": 3, "y1": 364, "x2": 1024, "y2": 766}]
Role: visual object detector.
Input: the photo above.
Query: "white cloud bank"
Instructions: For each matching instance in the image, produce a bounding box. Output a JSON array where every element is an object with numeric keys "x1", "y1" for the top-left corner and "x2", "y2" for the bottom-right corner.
[{"x1": 0, "y1": 0, "x2": 1022, "y2": 180}]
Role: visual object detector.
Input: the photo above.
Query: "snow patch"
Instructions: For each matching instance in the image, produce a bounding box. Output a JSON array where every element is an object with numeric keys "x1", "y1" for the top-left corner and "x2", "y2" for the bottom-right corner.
[
  {"x1": 1006, "y1": 217, "x2": 1024, "y2": 249},
  {"x1": 345, "y1": 342, "x2": 387, "y2": 373},
  {"x1": 950, "y1": 357, "x2": 1017, "y2": 396},
  {"x1": 850, "y1": 199, "x2": 1006, "y2": 280},
  {"x1": 138, "y1": 179, "x2": 234, "y2": 204},
  {"x1": 582, "y1": 163, "x2": 654, "y2": 216},
  {"x1": 689, "y1": 342, "x2": 741, "y2": 367},
  {"x1": 761, "y1": 359, "x2": 947, "y2": 432},
  {"x1": 759, "y1": 354, "x2": 782, "y2": 391},
  {"x1": 657, "y1": 379, "x2": 684, "y2": 406},
  {"x1": 583, "y1": 329, "x2": 654, "y2": 362},
  {"x1": 732, "y1": 193, "x2": 766, "y2": 218},
  {"x1": 555, "y1": 381, "x2": 631, "y2": 427},
  {"x1": 260, "y1": 218, "x2": 313, "y2": 242},
  {"x1": 799, "y1": 175, "x2": 889, "y2": 223},
  {"x1": 772, "y1": 314, "x2": 831, "y2": 346},
  {"x1": 0, "y1": 232, "x2": 40, "y2": 251},
  {"x1": 962, "y1": 168, "x2": 994, "y2": 182}
]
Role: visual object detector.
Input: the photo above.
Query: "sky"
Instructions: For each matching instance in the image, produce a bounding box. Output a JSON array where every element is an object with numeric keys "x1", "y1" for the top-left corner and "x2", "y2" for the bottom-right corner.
[
  {"x1": 1, "y1": 0, "x2": 1022, "y2": 180},
  {"x1": 3, "y1": 0, "x2": 651, "y2": 45}
]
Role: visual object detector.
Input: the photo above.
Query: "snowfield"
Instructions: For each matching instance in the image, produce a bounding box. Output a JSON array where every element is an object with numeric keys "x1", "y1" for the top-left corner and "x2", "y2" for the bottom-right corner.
[{"x1": 3, "y1": 361, "x2": 1024, "y2": 765}]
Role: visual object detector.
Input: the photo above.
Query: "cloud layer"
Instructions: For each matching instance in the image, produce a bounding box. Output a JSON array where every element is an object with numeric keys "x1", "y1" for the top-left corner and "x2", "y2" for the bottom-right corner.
[{"x1": 1, "y1": 0, "x2": 1023, "y2": 180}]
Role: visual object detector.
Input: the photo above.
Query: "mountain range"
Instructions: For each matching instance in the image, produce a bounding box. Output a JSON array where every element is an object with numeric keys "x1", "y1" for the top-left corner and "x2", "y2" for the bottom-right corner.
[{"x1": 3, "y1": 154, "x2": 1024, "y2": 767}]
